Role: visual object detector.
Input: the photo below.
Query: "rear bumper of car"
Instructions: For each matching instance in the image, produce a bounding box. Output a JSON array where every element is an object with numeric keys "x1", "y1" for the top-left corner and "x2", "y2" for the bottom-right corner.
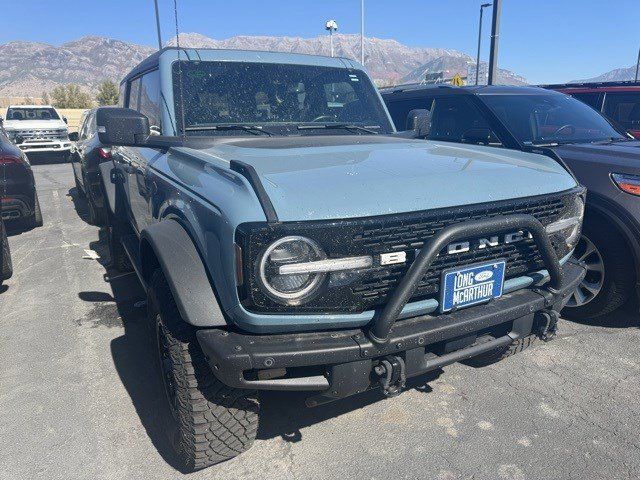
[{"x1": 197, "y1": 259, "x2": 585, "y2": 404}]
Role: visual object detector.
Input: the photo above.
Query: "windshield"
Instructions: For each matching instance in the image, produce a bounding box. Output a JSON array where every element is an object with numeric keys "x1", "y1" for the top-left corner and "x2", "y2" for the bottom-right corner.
[
  {"x1": 172, "y1": 61, "x2": 393, "y2": 136},
  {"x1": 5, "y1": 107, "x2": 60, "y2": 121},
  {"x1": 480, "y1": 93, "x2": 626, "y2": 145}
]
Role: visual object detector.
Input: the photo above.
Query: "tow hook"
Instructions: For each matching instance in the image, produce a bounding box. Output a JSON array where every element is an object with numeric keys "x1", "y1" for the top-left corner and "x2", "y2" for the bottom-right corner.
[
  {"x1": 536, "y1": 309, "x2": 560, "y2": 342},
  {"x1": 374, "y1": 356, "x2": 406, "y2": 397}
]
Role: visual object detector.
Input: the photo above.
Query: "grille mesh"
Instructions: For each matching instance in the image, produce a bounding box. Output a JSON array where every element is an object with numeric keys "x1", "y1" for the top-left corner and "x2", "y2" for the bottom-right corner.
[{"x1": 350, "y1": 195, "x2": 565, "y2": 306}]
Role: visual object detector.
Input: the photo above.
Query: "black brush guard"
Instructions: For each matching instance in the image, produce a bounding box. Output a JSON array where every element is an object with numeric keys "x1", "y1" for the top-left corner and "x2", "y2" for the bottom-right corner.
[
  {"x1": 197, "y1": 214, "x2": 584, "y2": 403},
  {"x1": 368, "y1": 214, "x2": 562, "y2": 345}
]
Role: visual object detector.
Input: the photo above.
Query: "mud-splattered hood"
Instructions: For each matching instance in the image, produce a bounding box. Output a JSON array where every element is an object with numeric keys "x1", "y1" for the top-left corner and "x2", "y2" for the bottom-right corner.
[{"x1": 200, "y1": 136, "x2": 578, "y2": 222}]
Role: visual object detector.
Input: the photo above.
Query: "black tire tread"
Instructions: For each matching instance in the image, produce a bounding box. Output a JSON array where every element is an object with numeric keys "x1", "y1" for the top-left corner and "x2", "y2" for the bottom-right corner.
[
  {"x1": 563, "y1": 219, "x2": 635, "y2": 320},
  {"x1": 1, "y1": 220, "x2": 12, "y2": 282},
  {"x1": 149, "y1": 269, "x2": 259, "y2": 471}
]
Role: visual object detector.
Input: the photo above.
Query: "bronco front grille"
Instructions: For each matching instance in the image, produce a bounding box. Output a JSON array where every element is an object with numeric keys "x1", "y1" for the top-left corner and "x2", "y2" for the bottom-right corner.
[{"x1": 237, "y1": 189, "x2": 577, "y2": 314}]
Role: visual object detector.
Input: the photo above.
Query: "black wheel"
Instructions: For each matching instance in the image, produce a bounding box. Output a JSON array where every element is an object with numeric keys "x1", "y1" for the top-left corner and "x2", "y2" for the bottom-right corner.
[
  {"x1": 148, "y1": 269, "x2": 259, "y2": 471},
  {"x1": 462, "y1": 334, "x2": 537, "y2": 368},
  {"x1": 107, "y1": 219, "x2": 133, "y2": 272},
  {"x1": 74, "y1": 171, "x2": 86, "y2": 198},
  {"x1": 25, "y1": 194, "x2": 43, "y2": 229},
  {"x1": 0, "y1": 219, "x2": 12, "y2": 284},
  {"x1": 84, "y1": 174, "x2": 107, "y2": 226},
  {"x1": 563, "y1": 220, "x2": 635, "y2": 320}
]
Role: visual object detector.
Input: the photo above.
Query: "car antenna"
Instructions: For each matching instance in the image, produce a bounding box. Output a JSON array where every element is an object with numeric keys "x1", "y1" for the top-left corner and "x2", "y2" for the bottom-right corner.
[{"x1": 173, "y1": 0, "x2": 186, "y2": 140}]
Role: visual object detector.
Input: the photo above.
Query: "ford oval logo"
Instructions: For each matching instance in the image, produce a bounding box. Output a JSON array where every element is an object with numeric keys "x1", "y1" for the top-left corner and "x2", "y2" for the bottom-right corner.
[{"x1": 475, "y1": 270, "x2": 493, "y2": 282}]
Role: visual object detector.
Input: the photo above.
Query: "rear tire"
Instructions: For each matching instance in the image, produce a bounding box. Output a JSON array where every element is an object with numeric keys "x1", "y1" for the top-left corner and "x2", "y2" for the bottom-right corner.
[
  {"x1": 74, "y1": 171, "x2": 85, "y2": 198},
  {"x1": 463, "y1": 334, "x2": 537, "y2": 367},
  {"x1": 26, "y1": 194, "x2": 43, "y2": 229},
  {"x1": 107, "y1": 220, "x2": 132, "y2": 272},
  {"x1": 563, "y1": 219, "x2": 635, "y2": 320},
  {"x1": 1, "y1": 219, "x2": 12, "y2": 284},
  {"x1": 148, "y1": 269, "x2": 259, "y2": 471}
]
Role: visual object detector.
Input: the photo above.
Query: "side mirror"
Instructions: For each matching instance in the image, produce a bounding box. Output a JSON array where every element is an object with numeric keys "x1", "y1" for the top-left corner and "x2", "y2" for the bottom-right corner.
[
  {"x1": 407, "y1": 109, "x2": 431, "y2": 138},
  {"x1": 68, "y1": 132, "x2": 79, "y2": 142},
  {"x1": 63, "y1": 116, "x2": 68, "y2": 124},
  {"x1": 96, "y1": 107, "x2": 150, "y2": 146}
]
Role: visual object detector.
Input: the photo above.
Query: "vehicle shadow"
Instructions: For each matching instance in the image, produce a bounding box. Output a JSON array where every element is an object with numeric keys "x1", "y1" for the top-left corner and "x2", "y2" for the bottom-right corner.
[
  {"x1": 563, "y1": 297, "x2": 640, "y2": 329},
  {"x1": 79, "y1": 231, "x2": 446, "y2": 471},
  {"x1": 67, "y1": 187, "x2": 93, "y2": 226}
]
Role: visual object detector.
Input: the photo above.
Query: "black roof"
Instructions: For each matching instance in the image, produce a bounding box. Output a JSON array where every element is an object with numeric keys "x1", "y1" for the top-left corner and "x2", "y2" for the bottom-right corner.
[
  {"x1": 379, "y1": 83, "x2": 559, "y2": 97},
  {"x1": 540, "y1": 80, "x2": 640, "y2": 90}
]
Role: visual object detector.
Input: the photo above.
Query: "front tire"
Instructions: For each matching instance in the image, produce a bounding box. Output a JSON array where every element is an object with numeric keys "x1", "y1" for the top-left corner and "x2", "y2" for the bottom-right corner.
[
  {"x1": 563, "y1": 220, "x2": 635, "y2": 320},
  {"x1": 25, "y1": 194, "x2": 43, "y2": 229},
  {"x1": 148, "y1": 269, "x2": 259, "y2": 471}
]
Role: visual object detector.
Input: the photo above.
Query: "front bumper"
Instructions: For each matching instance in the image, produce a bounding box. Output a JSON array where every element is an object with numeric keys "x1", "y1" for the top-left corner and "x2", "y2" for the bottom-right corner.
[
  {"x1": 197, "y1": 259, "x2": 585, "y2": 403},
  {"x1": 17, "y1": 141, "x2": 72, "y2": 154}
]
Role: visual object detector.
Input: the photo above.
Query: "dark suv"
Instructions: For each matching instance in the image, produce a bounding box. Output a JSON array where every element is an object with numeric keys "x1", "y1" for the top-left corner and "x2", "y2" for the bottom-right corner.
[
  {"x1": 381, "y1": 84, "x2": 640, "y2": 320},
  {"x1": 544, "y1": 81, "x2": 640, "y2": 139}
]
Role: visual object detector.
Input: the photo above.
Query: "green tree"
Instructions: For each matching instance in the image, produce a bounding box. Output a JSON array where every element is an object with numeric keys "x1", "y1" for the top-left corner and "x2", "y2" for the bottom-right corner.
[
  {"x1": 95, "y1": 80, "x2": 119, "y2": 106},
  {"x1": 50, "y1": 84, "x2": 93, "y2": 109}
]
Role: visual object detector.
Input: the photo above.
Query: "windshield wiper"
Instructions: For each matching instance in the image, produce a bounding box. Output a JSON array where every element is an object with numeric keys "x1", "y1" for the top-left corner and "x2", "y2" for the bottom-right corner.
[
  {"x1": 297, "y1": 124, "x2": 379, "y2": 134},
  {"x1": 184, "y1": 124, "x2": 274, "y2": 136}
]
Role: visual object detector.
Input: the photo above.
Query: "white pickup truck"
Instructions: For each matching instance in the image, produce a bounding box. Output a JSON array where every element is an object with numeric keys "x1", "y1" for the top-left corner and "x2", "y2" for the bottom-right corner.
[{"x1": 2, "y1": 105, "x2": 72, "y2": 160}]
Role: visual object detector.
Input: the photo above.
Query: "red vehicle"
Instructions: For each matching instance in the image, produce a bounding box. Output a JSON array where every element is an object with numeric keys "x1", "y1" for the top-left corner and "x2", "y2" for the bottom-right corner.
[{"x1": 544, "y1": 81, "x2": 640, "y2": 139}]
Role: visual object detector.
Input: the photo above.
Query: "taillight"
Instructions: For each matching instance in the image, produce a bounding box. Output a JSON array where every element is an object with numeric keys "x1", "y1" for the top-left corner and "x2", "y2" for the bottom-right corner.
[
  {"x1": 97, "y1": 147, "x2": 111, "y2": 159},
  {"x1": 611, "y1": 173, "x2": 640, "y2": 196},
  {"x1": 0, "y1": 154, "x2": 22, "y2": 165}
]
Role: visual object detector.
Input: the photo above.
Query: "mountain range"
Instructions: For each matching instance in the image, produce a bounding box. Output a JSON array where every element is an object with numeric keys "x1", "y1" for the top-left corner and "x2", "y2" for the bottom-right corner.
[
  {"x1": 0, "y1": 33, "x2": 527, "y2": 98},
  {"x1": 571, "y1": 65, "x2": 639, "y2": 83}
]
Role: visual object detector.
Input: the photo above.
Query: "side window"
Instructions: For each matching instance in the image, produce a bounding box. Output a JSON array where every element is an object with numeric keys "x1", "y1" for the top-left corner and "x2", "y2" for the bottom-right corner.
[
  {"x1": 603, "y1": 92, "x2": 640, "y2": 131},
  {"x1": 128, "y1": 77, "x2": 141, "y2": 110},
  {"x1": 429, "y1": 96, "x2": 502, "y2": 146},
  {"x1": 572, "y1": 92, "x2": 602, "y2": 110},
  {"x1": 79, "y1": 112, "x2": 92, "y2": 140},
  {"x1": 385, "y1": 96, "x2": 434, "y2": 131},
  {"x1": 118, "y1": 82, "x2": 127, "y2": 108},
  {"x1": 139, "y1": 70, "x2": 162, "y2": 131}
]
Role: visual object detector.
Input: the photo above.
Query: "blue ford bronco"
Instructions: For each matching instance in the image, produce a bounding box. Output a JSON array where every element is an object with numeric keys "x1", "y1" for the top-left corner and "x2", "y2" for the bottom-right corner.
[{"x1": 97, "y1": 47, "x2": 586, "y2": 470}]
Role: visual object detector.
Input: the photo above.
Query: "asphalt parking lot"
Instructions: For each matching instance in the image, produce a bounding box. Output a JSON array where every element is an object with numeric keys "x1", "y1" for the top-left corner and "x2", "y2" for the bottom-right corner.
[{"x1": 1, "y1": 162, "x2": 639, "y2": 480}]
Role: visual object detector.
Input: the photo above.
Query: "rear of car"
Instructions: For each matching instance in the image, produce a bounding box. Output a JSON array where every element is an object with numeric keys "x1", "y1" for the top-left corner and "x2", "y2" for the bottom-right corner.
[
  {"x1": 545, "y1": 82, "x2": 640, "y2": 139},
  {"x1": 0, "y1": 125, "x2": 41, "y2": 228}
]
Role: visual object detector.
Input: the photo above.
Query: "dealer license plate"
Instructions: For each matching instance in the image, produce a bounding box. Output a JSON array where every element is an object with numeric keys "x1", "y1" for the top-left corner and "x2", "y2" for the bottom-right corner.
[{"x1": 440, "y1": 260, "x2": 506, "y2": 313}]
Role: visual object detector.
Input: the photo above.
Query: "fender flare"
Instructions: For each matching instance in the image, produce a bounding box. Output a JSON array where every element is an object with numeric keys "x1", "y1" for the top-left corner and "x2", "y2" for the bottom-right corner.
[{"x1": 141, "y1": 219, "x2": 227, "y2": 327}]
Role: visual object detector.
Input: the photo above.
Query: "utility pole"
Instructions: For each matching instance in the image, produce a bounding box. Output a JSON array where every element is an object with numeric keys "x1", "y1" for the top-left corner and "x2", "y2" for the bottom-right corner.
[
  {"x1": 325, "y1": 20, "x2": 338, "y2": 57},
  {"x1": 360, "y1": 0, "x2": 365, "y2": 65},
  {"x1": 153, "y1": 0, "x2": 163, "y2": 50},
  {"x1": 475, "y1": 3, "x2": 492, "y2": 85},
  {"x1": 635, "y1": 47, "x2": 640, "y2": 82},
  {"x1": 487, "y1": 0, "x2": 501, "y2": 85}
]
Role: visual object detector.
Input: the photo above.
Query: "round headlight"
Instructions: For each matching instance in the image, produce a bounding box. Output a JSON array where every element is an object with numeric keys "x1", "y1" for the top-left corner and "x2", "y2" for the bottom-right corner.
[{"x1": 258, "y1": 236, "x2": 326, "y2": 304}]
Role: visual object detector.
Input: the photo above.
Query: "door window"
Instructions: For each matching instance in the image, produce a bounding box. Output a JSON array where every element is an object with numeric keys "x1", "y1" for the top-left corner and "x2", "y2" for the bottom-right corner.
[
  {"x1": 139, "y1": 70, "x2": 162, "y2": 132},
  {"x1": 429, "y1": 96, "x2": 502, "y2": 146},
  {"x1": 128, "y1": 77, "x2": 141, "y2": 110},
  {"x1": 603, "y1": 92, "x2": 640, "y2": 131},
  {"x1": 385, "y1": 96, "x2": 434, "y2": 131}
]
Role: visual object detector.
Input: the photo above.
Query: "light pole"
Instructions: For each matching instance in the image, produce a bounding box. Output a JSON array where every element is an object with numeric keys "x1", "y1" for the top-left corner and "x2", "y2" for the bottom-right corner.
[
  {"x1": 153, "y1": 0, "x2": 162, "y2": 50},
  {"x1": 475, "y1": 3, "x2": 492, "y2": 85},
  {"x1": 635, "y1": 47, "x2": 640, "y2": 82},
  {"x1": 325, "y1": 20, "x2": 338, "y2": 57},
  {"x1": 487, "y1": 0, "x2": 501, "y2": 85},
  {"x1": 360, "y1": 0, "x2": 365, "y2": 65}
]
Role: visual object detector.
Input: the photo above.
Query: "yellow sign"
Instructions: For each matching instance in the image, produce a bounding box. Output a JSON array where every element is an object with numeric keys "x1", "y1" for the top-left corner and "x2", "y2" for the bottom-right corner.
[{"x1": 451, "y1": 74, "x2": 465, "y2": 86}]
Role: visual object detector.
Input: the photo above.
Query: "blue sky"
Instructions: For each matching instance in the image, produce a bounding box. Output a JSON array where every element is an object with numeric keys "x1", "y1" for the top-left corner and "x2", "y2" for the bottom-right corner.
[{"x1": 1, "y1": 0, "x2": 638, "y2": 84}]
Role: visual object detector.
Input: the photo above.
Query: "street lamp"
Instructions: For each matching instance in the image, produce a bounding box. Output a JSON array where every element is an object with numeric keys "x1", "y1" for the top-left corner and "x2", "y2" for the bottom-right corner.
[
  {"x1": 325, "y1": 19, "x2": 338, "y2": 57},
  {"x1": 475, "y1": 3, "x2": 492, "y2": 85},
  {"x1": 360, "y1": 0, "x2": 365, "y2": 65}
]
